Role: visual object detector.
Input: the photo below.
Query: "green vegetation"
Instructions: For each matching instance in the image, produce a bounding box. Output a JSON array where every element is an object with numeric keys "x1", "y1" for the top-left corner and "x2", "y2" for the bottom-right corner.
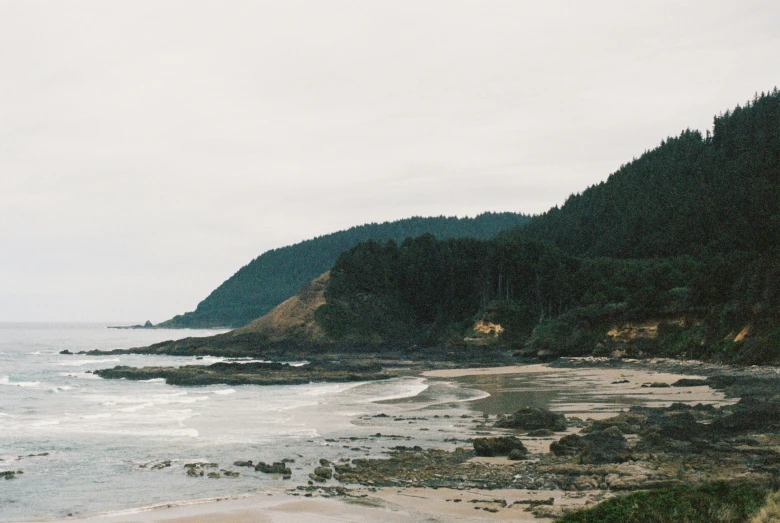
[
  {"x1": 159, "y1": 213, "x2": 529, "y2": 328},
  {"x1": 520, "y1": 90, "x2": 780, "y2": 258},
  {"x1": 556, "y1": 482, "x2": 768, "y2": 523},
  {"x1": 317, "y1": 90, "x2": 780, "y2": 363}
]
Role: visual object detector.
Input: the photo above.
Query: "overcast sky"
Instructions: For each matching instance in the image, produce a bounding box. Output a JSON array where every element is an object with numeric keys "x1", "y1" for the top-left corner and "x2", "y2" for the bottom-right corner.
[{"x1": 1, "y1": 1, "x2": 778, "y2": 322}]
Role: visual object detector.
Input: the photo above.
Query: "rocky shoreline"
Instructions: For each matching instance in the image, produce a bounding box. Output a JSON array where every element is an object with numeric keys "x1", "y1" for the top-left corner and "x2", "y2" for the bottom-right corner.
[
  {"x1": 62, "y1": 356, "x2": 777, "y2": 520},
  {"x1": 93, "y1": 360, "x2": 395, "y2": 386}
]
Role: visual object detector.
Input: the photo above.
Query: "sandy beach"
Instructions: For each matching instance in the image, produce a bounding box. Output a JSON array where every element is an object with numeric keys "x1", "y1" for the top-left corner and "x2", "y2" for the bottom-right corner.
[{"x1": 50, "y1": 360, "x2": 740, "y2": 523}]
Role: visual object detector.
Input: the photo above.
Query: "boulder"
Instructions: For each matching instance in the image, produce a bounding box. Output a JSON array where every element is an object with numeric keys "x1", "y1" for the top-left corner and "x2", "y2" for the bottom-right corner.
[
  {"x1": 314, "y1": 466, "x2": 333, "y2": 480},
  {"x1": 473, "y1": 436, "x2": 527, "y2": 458},
  {"x1": 580, "y1": 426, "x2": 630, "y2": 463},
  {"x1": 527, "y1": 429, "x2": 555, "y2": 437},
  {"x1": 713, "y1": 395, "x2": 780, "y2": 435},
  {"x1": 508, "y1": 448, "x2": 526, "y2": 460},
  {"x1": 549, "y1": 434, "x2": 584, "y2": 457},
  {"x1": 672, "y1": 378, "x2": 708, "y2": 387},
  {"x1": 255, "y1": 462, "x2": 289, "y2": 474},
  {"x1": 494, "y1": 407, "x2": 567, "y2": 432},
  {"x1": 643, "y1": 411, "x2": 703, "y2": 441},
  {"x1": 550, "y1": 427, "x2": 629, "y2": 464}
]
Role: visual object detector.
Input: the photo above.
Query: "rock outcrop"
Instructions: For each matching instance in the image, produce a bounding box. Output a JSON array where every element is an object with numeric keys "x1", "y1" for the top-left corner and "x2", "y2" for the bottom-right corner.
[
  {"x1": 473, "y1": 436, "x2": 528, "y2": 458},
  {"x1": 494, "y1": 407, "x2": 567, "y2": 432}
]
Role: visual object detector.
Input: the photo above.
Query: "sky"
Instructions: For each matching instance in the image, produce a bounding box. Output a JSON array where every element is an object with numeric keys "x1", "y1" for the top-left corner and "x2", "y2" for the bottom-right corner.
[{"x1": 1, "y1": 0, "x2": 779, "y2": 322}]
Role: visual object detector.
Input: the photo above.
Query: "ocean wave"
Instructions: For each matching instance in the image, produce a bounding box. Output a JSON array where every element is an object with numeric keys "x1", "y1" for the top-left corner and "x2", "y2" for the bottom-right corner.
[
  {"x1": 57, "y1": 358, "x2": 120, "y2": 366},
  {"x1": 59, "y1": 372, "x2": 101, "y2": 380},
  {"x1": 0, "y1": 375, "x2": 43, "y2": 388},
  {"x1": 213, "y1": 389, "x2": 236, "y2": 395}
]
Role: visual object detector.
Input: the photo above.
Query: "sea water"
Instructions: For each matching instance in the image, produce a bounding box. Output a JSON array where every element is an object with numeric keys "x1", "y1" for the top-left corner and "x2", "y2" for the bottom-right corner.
[{"x1": 0, "y1": 323, "x2": 471, "y2": 522}]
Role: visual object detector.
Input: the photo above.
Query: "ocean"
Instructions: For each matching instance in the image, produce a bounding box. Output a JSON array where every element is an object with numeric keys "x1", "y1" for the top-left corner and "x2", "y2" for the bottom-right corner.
[{"x1": 0, "y1": 323, "x2": 480, "y2": 522}]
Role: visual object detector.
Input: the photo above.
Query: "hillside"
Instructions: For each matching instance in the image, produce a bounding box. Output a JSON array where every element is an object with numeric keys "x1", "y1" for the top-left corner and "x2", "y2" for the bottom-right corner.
[
  {"x1": 234, "y1": 271, "x2": 330, "y2": 342},
  {"x1": 159, "y1": 212, "x2": 529, "y2": 328},
  {"x1": 317, "y1": 90, "x2": 780, "y2": 363},
  {"x1": 518, "y1": 89, "x2": 780, "y2": 257}
]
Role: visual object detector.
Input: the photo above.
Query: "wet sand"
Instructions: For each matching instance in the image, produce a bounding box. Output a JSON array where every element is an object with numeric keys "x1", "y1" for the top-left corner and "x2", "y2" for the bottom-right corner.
[{"x1": 54, "y1": 362, "x2": 736, "y2": 523}]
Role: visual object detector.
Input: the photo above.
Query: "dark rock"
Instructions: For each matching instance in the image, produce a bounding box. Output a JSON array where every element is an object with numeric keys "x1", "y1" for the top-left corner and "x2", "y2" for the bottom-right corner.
[
  {"x1": 94, "y1": 360, "x2": 395, "y2": 387},
  {"x1": 508, "y1": 448, "x2": 526, "y2": 461},
  {"x1": 473, "y1": 436, "x2": 527, "y2": 458},
  {"x1": 549, "y1": 434, "x2": 584, "y2": 456},
  {"x1": 550, "y1": 427, "x2": 629, "y2": 464},
  {"x1": 641, "y1": 382, "x2": 671, "y2": 388},
  {"x1": 233, "y1": 460, "x2": 254, "y2": 467},
  {"x1": 672, "y1": 378, "x2": 709, "y2": 387},
  {"x1": 59, "y1": 350, "x2": 72, "y2": 355},
  {"x1": 527, "y1": 429, "x2": 555, "y2": 437},
  {"x1": 580, "y1": 426, "x2": 630, "y2": 463},
  {"x1": 643, "y1": 411, "x2": 703, "y2": 441},
  {"x1": 1, "y1": 471, "x2": 17, "y2": 480},
  {"x1": 494, "y1": 407, "x2": 567, "y2": 432},
  {"x1": 581, "y1": 412, "x2": 644, "y2": 435},
  {"x1": 184, "y1": 462, "x2": 216, "y2": 477},
  {"x1": 314, "y1": 466, "x2": 333, "y2": 480},
  {"x1": 255, "y1": 462, "x2": 289, "y2": 474},
  {"x1": 713, "y1": 396, "x2": 780, "y2": 435}
]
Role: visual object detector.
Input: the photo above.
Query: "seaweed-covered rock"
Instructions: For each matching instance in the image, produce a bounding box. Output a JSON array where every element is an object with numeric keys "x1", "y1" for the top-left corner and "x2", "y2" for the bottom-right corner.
[
  {"x1": 233, "y1": 460, "x2": 254, "y2": 467},
  {"x1": 508, "y1": 448, "x2": 526, "y2": 460},
  {"x1": 672, "y1": 378, "x2": 708, "y2": 387},
  {"x1": 314, "y1": 466, "x2": 333, "y2": 480},
  {"x1": 713, "y1": 395, "x2": 780, "y2": 435},
  {"x1": 643, "y1": 411, "x2": 703, "y2": 441},
  {"x1": 473, "y1": 436, "x2": 527, "y2": 458},
  {"x1": 581, "y1": 412, "x2": 644, "y2": 435},
  {"x1": 549, "y1": 434, "x2": 584, "y2": 456},
  {"x1": 255, "y1": 462, "x2": 290, "y2": 474},
  {"x1": 550, "y1": 427, "x2": 629, "y2": 464},
  {"x1": 581, "y1": 426, "x2": 630, "y2": 463},
  {"x1": 527, "y1": 429, "x2": 555, "y2": 437},
  {"x1": 494, "y1": 407, "x2": 567, "y2": 432}
]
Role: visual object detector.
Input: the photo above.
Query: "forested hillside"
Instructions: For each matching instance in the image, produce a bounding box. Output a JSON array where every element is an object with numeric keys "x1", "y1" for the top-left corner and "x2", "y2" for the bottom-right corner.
[
  {"x1": 160, "y1": 213, "x2": 529, "y2": 328},
  {"x1": 318, "y1": 90, "x2": 780, "y2": 363},
  {"x1": 518, "y1": 90, "x2": 780, "y2": 257}
]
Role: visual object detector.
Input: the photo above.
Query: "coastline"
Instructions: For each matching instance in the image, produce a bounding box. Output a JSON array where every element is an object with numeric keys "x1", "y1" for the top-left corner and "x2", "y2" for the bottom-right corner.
[{"x1": 41, "y1": 358, "x2": 752, "y2": 523}]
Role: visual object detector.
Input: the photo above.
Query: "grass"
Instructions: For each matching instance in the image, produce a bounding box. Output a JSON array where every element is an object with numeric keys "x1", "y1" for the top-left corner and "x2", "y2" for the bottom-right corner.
[
  {"x1": 556, "y1": 482, "x2": 768, "y2": 523},
  {"x1": 750, "y1": 491, "x2": 780, "y2": 523}
]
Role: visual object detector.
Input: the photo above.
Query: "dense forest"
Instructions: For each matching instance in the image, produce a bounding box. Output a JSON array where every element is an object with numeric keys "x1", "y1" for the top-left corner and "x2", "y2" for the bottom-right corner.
[
  {"x1": 317, "y1": 90, "x2": 780, "y2": 364},
  {"x1": 160, "y1": 213, "x2": 529, "y2": 328}
]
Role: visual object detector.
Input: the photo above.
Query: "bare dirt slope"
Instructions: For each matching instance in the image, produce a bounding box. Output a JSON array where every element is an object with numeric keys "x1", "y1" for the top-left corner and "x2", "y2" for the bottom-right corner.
[{"x1": 234, "y1": 271, "x2": 329, "y2": 342}]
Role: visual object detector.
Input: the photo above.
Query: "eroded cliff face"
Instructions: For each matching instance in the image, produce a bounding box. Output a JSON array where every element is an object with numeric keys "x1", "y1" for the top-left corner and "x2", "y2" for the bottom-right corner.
[{"x1": 234, "y1": 271, "x2": 330, "y2": 342}]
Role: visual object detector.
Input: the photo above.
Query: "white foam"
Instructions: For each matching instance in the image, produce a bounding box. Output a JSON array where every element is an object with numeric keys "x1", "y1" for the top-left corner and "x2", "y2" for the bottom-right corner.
[
  {"x1": 32, "y1": 419, "x2": 60, "y2": 426},
  {"x1": 83, "y1": 413, "x2": 112, "y2": 420},
  {"x1": 141, "y1": 378, "x2": 166, "y2": 383},
  {"x1": 57, "y1": 358, "x2": 120, "y2": 366},
  {"x1": 59, "y1": 372, "x2": 101, "y2": 380},
  {"x1": 213, "y1": 389, "x2": 236, "y2": 395},
  {"x1": 0, "y1": 376, "x2": 42, "y2": 388}
]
